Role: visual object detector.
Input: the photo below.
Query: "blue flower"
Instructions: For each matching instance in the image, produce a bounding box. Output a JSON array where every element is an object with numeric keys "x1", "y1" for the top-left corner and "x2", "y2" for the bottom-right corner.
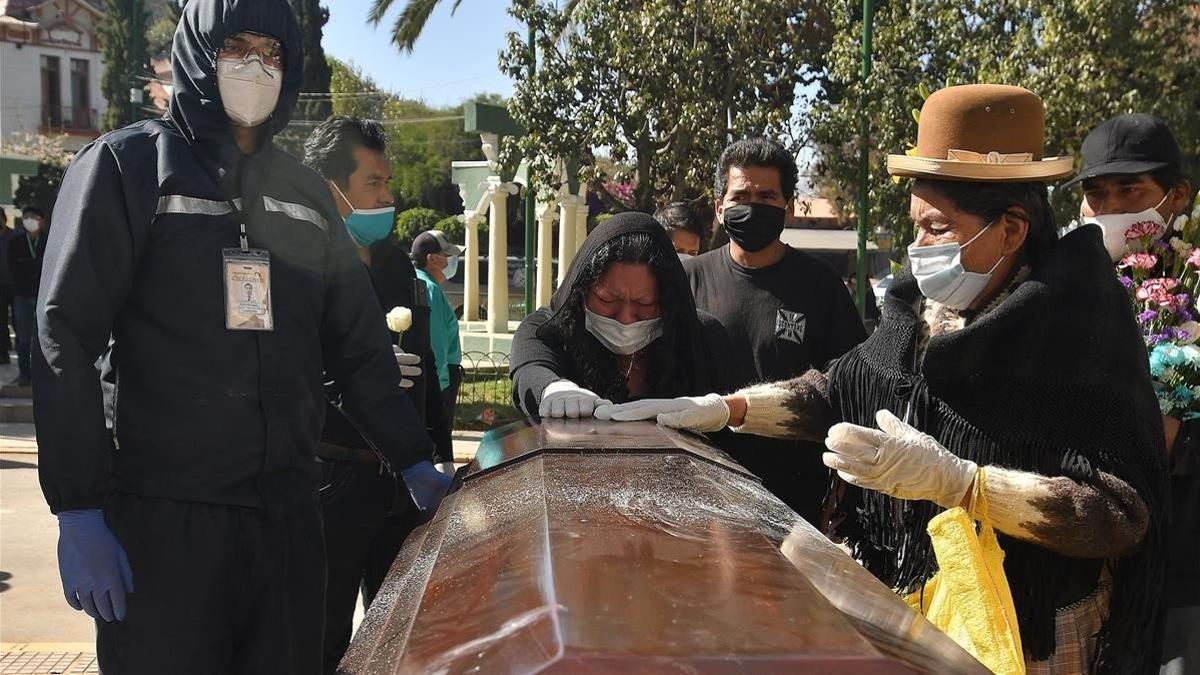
[
  {"x1": 1162, "y1": 345, "x2": 1188, "y2": 366},
  {"x1": 1183, "y1": 345, "x2": 1200, "y2": 364},
  {"x1": 1176, "y1": 385, "x2": 1195, "y2": 404},
  {"x1": 1150, "y1": 350, "x2": 1168, "y2": 377}
]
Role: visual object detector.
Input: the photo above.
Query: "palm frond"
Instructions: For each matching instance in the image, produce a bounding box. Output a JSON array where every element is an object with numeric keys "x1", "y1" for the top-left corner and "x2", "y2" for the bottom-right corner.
[{"x1": 391, "y1": 0, "x2": 442, "y2": 53}]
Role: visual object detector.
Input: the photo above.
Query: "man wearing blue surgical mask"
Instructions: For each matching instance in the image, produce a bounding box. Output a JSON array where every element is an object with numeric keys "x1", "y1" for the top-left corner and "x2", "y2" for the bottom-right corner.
[
  {"x1": 303, "y1": 116, "x2": 455, "y2": 672},
  {"x1": 412, "y1": 230, "x2": 464, "y2": 424}
]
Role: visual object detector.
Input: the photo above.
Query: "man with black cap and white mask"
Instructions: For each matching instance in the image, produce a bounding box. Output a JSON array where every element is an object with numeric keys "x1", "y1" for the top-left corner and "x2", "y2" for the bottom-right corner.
[
  {"x1": 32, "y1": 0, "x2": 449, "y2": 671},
  {"x1": 1067, "y1": 113, "x2": 1198, "y2": 675}
]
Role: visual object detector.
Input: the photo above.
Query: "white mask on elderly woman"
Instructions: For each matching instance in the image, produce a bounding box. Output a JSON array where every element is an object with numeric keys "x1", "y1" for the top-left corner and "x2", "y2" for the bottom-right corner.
[
  {"x1": 584, "y1": 309, "x2": 662, "y2": 355},
  {"x1": 907, "y1": 219, "x2": 1004, "y2": 310}
]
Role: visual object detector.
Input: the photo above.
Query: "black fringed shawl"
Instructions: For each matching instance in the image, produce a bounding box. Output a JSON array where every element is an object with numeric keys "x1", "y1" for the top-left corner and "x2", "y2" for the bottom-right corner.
[{"x1": 827, "y1": 226, "x2": 1167, "y2": 672}]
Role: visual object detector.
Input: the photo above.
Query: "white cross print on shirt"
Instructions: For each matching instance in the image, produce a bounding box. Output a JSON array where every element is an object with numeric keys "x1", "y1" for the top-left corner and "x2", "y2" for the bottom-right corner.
[{"x1": 775, "y1": 308, "x2": 806, "y2": 345}]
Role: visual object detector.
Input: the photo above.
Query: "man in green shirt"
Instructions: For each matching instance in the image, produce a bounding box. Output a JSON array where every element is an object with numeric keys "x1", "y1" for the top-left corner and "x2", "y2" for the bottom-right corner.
[{"x1": 412, "y1": 230, "x2": 463, "y2": 423}]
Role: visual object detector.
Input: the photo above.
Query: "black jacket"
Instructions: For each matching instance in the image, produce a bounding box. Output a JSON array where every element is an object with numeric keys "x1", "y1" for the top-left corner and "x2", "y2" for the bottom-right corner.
[
  {"x1": 7, "y1": 229, "x2": 46, "y2": 297},
  {"x1": 34, "y1": 0, "x2": 433, "y2": 517},
  {"x1": 510, "y1": 212, "x2": 748, "y2": 417}
]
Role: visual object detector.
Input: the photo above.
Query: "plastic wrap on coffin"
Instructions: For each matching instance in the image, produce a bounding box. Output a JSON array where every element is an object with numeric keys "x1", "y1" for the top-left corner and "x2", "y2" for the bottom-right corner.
[{"x1": 340, "y1": 419, "x2": 987, "y2": 674}]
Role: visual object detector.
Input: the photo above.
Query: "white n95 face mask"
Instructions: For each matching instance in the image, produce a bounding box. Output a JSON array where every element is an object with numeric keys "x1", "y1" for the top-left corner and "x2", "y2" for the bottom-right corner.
[
  {"x1": 1081, "y1": 192, "x2": 1172, "y2": 263},
  {"x1": 584, "y1": 308, "x2": 663, "y2": 355},
  {"x1": 907, "y1": 220, "x2": 1004, "y2": 310},
  {"x1": 217, "y1": 56, "x2": 282, "y2": 128}
]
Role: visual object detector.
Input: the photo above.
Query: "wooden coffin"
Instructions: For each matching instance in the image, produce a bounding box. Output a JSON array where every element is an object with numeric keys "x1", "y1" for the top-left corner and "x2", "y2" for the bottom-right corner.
[{"x1": 339, "y1": 420, "x2": 985, "y2": 674}]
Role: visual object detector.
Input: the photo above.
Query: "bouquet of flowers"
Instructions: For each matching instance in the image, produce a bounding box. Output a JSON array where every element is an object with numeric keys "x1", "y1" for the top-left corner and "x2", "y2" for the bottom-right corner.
[{"x1": 1116, "y1": 195, "x2": 1200, "y2": 419}]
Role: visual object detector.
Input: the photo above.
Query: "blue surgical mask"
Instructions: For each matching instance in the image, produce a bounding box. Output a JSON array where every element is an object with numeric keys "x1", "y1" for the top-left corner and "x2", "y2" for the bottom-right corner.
[
  {"x1": 331, "y1": 181, "x2": 395, "y2": 247},
  {"x1": 907, "y1": 219, "x2": 1004, "y2": 310}
]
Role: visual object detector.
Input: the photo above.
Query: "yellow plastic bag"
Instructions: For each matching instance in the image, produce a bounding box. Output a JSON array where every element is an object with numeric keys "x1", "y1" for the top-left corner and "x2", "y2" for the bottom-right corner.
[{"x1": 905, "y1": 468, "x2": 1025, "y2": 675}]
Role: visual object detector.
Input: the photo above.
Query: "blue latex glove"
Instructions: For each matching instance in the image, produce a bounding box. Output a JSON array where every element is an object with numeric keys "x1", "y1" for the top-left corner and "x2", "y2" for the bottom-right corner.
[
  {"x1": 400, "y1": 460, "x2": 452, "y2": 514},
  {"x1": 57, "y1": 509, "x2": 133, "y2": 622}
]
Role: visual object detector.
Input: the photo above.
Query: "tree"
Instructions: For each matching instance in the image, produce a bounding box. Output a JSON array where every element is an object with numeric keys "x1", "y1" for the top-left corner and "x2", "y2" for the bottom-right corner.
[
  {"x1": 289, "y1": 0, "x2": 333, "y2": 121},
  {"x1": 807, "y1": 0, "x2": 1200, "y2": 251},
  {"x1": 9, "y1": 134, "x2": 74, "y2": 216},
  {"x1": 367, "y1": 0, "x2": 467, "y2": 53},
  {"x1": 499, "y1": 0, "x2": 831, "y2": 211},
  {"x1": 145, "y1": 0, "x2": 182, "y2": 58},
  {"x1": 323, "y1": 57, "x2": 488, "y2": 212},
  {"x1": 97, "y1": 0, "x2": 149, "y2": 131}
]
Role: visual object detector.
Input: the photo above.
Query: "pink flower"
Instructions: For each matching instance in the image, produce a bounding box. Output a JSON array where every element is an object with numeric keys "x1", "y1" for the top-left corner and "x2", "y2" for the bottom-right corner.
[
  {"x1": 1137, "y1": 278, "x2": 1181, "y2": 308},
  {"x1": 1187, "y1": 248, "x2": 1200, "y2": 269},
  {"x1": 1125, "y1": 219, "x2": 1166, "y2": 240},
  {"x1": 1119, "y1": 253, "x2": 1159, "y2": 270}
]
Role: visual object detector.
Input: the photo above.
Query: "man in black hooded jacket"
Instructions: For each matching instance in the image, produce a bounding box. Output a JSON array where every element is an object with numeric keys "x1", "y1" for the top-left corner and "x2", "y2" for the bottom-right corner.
[{"x1": 32, "y1": 1, "x2": 449, "y2": 672}]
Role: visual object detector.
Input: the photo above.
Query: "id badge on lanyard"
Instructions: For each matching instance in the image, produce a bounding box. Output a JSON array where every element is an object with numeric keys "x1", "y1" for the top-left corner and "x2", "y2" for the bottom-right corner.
[{"x1": 222, "y1": 209, "x2": 274, "y2": 331}]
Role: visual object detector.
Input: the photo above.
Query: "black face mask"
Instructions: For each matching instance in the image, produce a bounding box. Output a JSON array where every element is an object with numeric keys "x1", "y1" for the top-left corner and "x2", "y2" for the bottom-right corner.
[{"x1": 722, "y1": 203, "x2": 785, "y2": 252}]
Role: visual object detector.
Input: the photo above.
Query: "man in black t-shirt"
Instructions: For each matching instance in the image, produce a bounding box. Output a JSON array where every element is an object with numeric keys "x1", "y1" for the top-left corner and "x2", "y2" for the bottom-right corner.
[{"x1": 687, "y1": 138, "x2": 865, "y2": 523}]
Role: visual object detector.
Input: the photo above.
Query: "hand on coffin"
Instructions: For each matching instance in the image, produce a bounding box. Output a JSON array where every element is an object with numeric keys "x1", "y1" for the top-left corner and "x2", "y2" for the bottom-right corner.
[
  {"x1": 823, "y1": 409, "x2": 976, "y2": 509},
  {"x1": 401, "y1": 460, "x2": 453, "y2": 513},
  {"x1": 539, "y1": 380, "x2": 611, "y2": 419},
  {"x1": 593, "y1": 394, "x2": 730, "y2": 433},
  {"x1": 393, "y1": 347, "x2": 422, "y2": 389}
]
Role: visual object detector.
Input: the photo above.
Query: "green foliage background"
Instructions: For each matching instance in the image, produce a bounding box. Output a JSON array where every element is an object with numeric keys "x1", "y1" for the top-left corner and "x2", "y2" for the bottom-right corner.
[
  {"x1": 808, "y1": 0, "x2": 1200, "y2": 251},
  {"x1": 500, "y1": 0, "x2": 831, "y2": 211},
  {"x1": 326, "y1": 58, "x2": 489, "y2": 216}
]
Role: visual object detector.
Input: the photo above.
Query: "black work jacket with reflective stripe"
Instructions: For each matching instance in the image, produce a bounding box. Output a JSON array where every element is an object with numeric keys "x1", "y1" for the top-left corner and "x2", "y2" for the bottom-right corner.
[{"x1": 34, "y1": 118, "x2": 434, "y2": 516}]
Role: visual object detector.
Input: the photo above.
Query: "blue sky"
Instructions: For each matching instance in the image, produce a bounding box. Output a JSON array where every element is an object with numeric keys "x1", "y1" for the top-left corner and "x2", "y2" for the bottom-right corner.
[{"x1": 322, "y1": 0, "x2": 519, "y2": 108}]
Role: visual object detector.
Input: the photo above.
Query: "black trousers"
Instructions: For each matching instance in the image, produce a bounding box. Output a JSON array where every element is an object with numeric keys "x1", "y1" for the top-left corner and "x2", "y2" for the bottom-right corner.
[
  {"x1": 319, "y1": 460, "x2": 420, "y2": 674},
  {"x1": 0, "y1": 283, "x2": 13, "y2": 358},
  {"x1": 97, "y1": 492, "x2": 325, "y2": 675},
  {"x1": 441, "y1": 363, "x2": 464, "y2": 428}
]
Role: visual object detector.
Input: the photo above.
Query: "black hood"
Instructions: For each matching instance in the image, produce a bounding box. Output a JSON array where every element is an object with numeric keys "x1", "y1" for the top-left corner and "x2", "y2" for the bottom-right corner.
[
  {"x1": 547, "y1": 211, "x2": 696, "y2": 319},
  {"x1": 168, "y1": 0, "x2": 303, "y2": 147}
]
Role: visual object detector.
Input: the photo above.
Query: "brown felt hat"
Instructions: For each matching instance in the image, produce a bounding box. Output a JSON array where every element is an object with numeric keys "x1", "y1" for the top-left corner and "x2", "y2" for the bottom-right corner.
[{"x1": 887, "y1": 84, "x2": 1073, "y2": 182}]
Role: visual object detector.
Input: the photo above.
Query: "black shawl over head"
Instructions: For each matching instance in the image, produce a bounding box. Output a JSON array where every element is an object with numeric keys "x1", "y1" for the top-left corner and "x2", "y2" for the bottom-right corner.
[
  {"x1": 509, "y1": 211, "x2": 736, "y2": 404},
  {"x1": 827, "y1": 225, "x2": 1167, "y2": 672}
]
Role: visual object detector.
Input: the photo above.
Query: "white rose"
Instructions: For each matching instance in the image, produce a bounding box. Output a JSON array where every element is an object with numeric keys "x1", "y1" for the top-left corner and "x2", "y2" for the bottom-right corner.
[{"x1": 386, "y1": 306, "x2": 413, "y2": 333}]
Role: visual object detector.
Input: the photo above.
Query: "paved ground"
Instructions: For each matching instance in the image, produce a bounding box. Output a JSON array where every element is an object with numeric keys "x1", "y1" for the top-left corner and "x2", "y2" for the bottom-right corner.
[
  {"x1": 0, "y1": 417, "x2": 484, "y2": 671},
  {"x1": 0, "y1": 452, "x2": 97, "y2": 645}
]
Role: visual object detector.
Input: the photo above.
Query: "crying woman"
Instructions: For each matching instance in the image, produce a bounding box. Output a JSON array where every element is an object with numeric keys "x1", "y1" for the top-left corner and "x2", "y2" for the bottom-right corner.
[{"x1": 509, "y1": 211, "x2": 748, "y2": 420}]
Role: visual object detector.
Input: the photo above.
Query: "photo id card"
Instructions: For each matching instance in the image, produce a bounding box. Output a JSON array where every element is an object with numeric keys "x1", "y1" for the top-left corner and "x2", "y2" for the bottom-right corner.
[{"x1": 222, "y1": 248, "x2": 274, "y2": 331}]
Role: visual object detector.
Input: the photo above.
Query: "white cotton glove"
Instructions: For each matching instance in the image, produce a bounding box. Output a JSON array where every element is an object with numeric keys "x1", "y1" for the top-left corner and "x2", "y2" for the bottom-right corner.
[
  {"x1": 823, "y1": 409, "x2": 977, "y2": 509},
  {"x1": 593, "y1": 394, "x2": 730, "y2": 433},
  {"x1": 393, "y1": 347, "x2": 422, "y2": 390},
  {"x1": 539, "y1": 380, "x2": 611, "y2": 419}
]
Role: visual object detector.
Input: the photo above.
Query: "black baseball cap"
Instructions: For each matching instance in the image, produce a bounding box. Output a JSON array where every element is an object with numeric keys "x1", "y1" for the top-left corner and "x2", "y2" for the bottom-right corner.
[
  {"x1": 1064, "y1": 113, "x2": 1181, "y2": 187},
  {"x1": 411, "y1": 230, "x2": 461, "y2": 261}
]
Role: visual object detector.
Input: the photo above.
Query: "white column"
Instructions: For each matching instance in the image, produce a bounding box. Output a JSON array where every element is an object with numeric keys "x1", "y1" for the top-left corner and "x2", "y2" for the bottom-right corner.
[
  {"x1": 535, "y1": 202, "x2": 557, "y2": 308},
  {"x1": 462, "y1": 211, "x2": 483, "y2": 322},
  {"x1": 574, "y1": 190, "x2": 589, "y2": 257},
  {"x1": 556, "y1": 194, "x2": 579, "y2": 286},
  {"x1": 486, "y1": 178, "x2": 519, "y2": 334}
]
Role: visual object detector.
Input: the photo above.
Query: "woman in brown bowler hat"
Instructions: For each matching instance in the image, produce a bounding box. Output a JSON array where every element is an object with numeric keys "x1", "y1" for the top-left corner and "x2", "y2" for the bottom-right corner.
[{"x1": 604, "y1": 84, "x2": 1167, "y2": 673}]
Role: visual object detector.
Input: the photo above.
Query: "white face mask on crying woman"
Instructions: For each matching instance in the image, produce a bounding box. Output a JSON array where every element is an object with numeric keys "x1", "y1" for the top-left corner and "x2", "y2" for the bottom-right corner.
[{"x1": 584, "y1": 309, "x2": 663, "y2": 356}]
